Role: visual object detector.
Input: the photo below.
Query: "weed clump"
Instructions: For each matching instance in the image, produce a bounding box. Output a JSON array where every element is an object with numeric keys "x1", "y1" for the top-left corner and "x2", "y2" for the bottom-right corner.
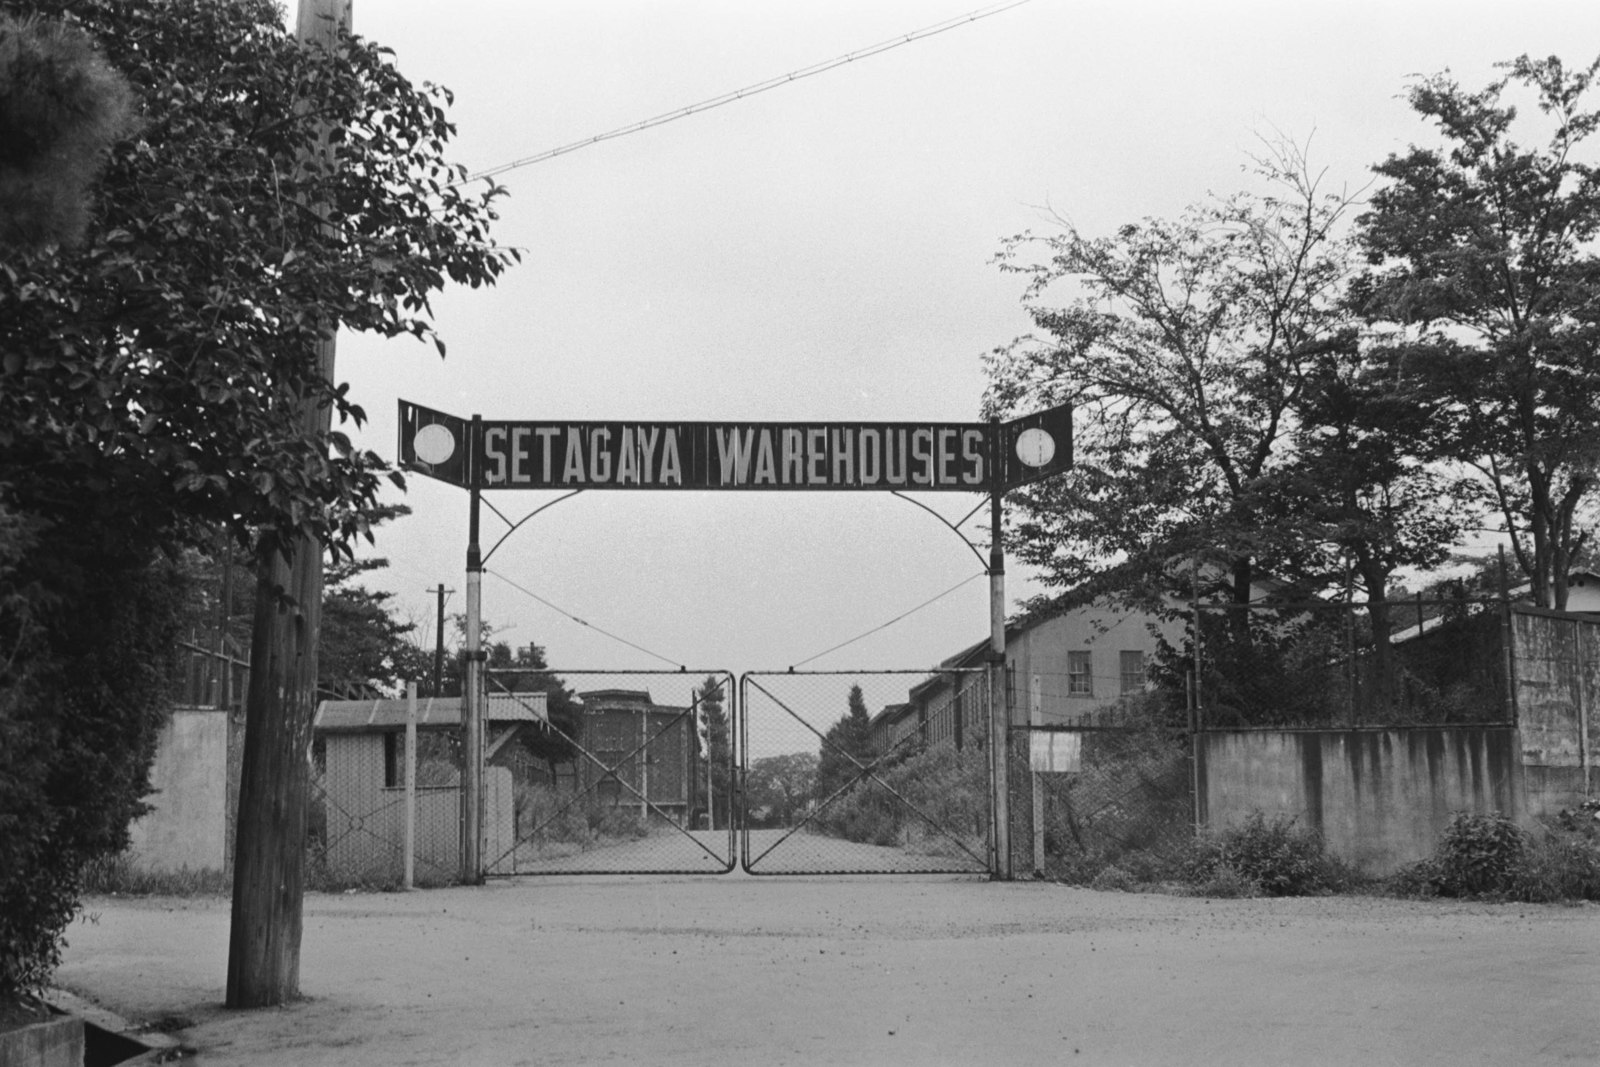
[
  {"x1": 1390, "y1": 807, "x2": 1600, "y2": 902},
  {"x1": 1181, "y1": 812, "x2": 1352, "y2": 897}
]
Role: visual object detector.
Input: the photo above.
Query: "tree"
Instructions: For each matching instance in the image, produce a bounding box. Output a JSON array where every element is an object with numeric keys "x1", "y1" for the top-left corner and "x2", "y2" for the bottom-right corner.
[
  {"x1": 317, "y1": 558, "x2": 432, "y2": 699},
  {"x1": 1356, "y1": 55, "x2": 1600, "y2": 609},
  {"x1": 0, "y1": 12, "x2": 138, "y2": 248},
  {"x1": 984, "y1": 146, "x2": 1361, "y2": 615},
  {"x1": 745, "y1": 752, "x2": 818, "y2": 827},
  {"x1": 483, "y1": 641, "x2": 582, "y2": 783},
  {"x1": 1257, "y1": 339, "x2": 1480, "y2": 703},
  {"x1": 695, "y1": 676, "x2": 732, "y2": 830},
  {"x1": 814, "y1": 684, "x2": 874, "y2": 802},
  {"x1": 0, "y1": 0, "x2": 511, "y2": 1007}
]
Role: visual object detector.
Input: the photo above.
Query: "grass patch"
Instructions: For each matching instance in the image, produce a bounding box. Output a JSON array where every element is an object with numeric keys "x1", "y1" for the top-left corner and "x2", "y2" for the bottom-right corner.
[{"x1": 80, "y1": 856, "x2": 230, "y2": 897}]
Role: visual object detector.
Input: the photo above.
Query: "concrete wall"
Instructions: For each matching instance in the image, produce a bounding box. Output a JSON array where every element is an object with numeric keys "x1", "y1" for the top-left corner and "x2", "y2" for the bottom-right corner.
[
  {"x1": 1198, "y1": 726, "x2": 1523, "y2": 875},
  {"x1": 1512, "y1": 607, "x2": 1597, "y2": 814},
  {"x1": 126, "y1": 708, "x2": 230, "y2": 873}
]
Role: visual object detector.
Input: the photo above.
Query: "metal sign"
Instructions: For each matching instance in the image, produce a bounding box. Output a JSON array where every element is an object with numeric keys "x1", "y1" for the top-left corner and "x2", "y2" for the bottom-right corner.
[{"x1": 398, "y1": 400, "x2": 1070, "y2": 492}]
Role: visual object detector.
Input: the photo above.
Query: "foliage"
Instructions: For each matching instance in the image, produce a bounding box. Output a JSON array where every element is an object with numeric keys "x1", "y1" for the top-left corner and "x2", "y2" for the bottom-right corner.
[
  {"x1": 0, "y1": 0, "x2": 511, "y2": 1003},
  {"x1": 1181, "y1": 811, "x2": 1352, "y2": 897},
  {"x1": 1036, "y1": 692, "x2": 1194, "y2": 881},
  {"x1": 814, "y1": 684, "x2": 874, "y2": 803},
  {"x1": 0, "y1": 557, "x2": 188, "y2": 999},
  {"x1": 695, "y1": 675, "x2": 732, "y2": 830},
  {"x1": 80, "y1": 856, "x2": 231, "y2": 897},
  {"x1": 484, "y1": 641, "x2": 581, "y2": 775},
  {"x1": 745, "y1": 752, "x2": 818, "y2": 828},
  {"x1": 1268, "y1": 344, "x2": 1472, "y2": 602},
  {"x1": 1, "y1": 0, "x2": 514, "y2": 567},
  {"x1": 1356, "y1": 55, "x2": 1600, "y2": 610},
  {"x1": 513, "y1": 783, "x2": 651, "y2": 854},
  {"x1": 1432, "y1": 811, "x2": 1528, "y2": 896},
  {"x1": 318, "y1": 557, "x2": 431, "y2": 699},
  {"x1": 816, "y1": 743, "x2": 987, "y2": 856},
  {"x1": 1391, "y1": 807, "x2": 1600, "y2": 902},
  {"x1": 984, "y1": 144, "x2": 1361, "y2": 610},
  {"x1": 1513, "y1": 833, "x2": 1600, "y2": 903},
  {"x1": 0, "y1": 12, "x2": 138, "y2": 248}
]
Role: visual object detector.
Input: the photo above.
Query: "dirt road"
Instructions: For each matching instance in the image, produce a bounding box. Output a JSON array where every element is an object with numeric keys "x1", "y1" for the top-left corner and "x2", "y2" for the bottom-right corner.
[{"x1": 56, "y1": 875, "x2": 1599, "y2": 1065}]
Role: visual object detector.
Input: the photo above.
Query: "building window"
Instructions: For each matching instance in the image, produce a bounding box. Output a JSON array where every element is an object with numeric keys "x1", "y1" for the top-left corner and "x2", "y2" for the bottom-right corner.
[
  {"x1": 1068, "y1": 651, "x2": 1092, "y2": 696},
  {"x1": 1120, "y1": 651, "x2": 1146, "y2": 694},
  {"x1": 383, "y1": 732, "x2": 401, "y2": 788}
]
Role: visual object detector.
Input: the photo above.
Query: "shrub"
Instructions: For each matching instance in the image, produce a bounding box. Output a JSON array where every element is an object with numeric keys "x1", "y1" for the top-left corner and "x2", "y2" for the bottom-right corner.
[
  {"x1": 1432, "y1": 811, "x2": 1526, "y2": 897},
  {"x1": 1388, "y1": 810, "x2": 1600, "y2": 903},
  {"x1": 1088, "y1": 865, "x2": 1135, "y2": 892},
  {"x1": 816, "y1": 743, "x2": 987, "y2": 855},
  {"x1": 1183, "y1": 812, "x2": 1348, "y2": 896},
  {"x1": 2, "y1": 554, "x2": 188, "y2": 1000},
  {"x1": 1514, "y1": 834, "x2": 1600, "y2": 903},
  {"x1": 1189, "y1": 863, "x2": 1260, "y2": 898}
]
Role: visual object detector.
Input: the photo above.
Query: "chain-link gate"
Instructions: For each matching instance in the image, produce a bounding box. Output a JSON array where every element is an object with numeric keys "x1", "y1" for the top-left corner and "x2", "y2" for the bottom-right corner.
[
  {"x1": 483, "y1": 669, "x2": 737, "y2": 875},
  {"x1": 740, "y1": 669, "x2": 990, "y2": 875}
]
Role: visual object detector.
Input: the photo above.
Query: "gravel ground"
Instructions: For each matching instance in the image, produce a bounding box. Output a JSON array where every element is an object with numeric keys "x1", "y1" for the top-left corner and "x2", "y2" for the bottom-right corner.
[{"x1": 55, "y1": 874, "x2": 1600, "y2": 1066}]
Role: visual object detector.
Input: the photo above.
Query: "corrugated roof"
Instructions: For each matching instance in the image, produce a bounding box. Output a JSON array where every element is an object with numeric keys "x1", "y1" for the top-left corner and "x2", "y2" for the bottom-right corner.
[{"x1": 313, "y1": 692, "x2": 548, "y2": 733}]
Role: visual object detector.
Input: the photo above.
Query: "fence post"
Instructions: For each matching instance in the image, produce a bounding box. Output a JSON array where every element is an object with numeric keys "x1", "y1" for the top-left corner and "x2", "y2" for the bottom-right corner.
[
  {"x1": 987, "y1": 472, "x2": 1011, "y2": 881},
  {"x1": 1578, "y1": 619, "x2": 1593, "y2": 798},
  {"x1": 1499, "y1": 546, "x2": 1518, "y2": 725},
  {"x1": 1030, "y1": 674, "x2": 1044, "y2": 877},
  {"x1": 405, "y1": 681, "x2": 416, "y2": 890}
]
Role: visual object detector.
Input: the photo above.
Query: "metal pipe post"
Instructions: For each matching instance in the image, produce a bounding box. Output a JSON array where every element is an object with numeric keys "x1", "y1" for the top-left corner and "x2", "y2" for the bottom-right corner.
[
  {"x1": 463, "y1": 415, "x2": 484, "y2": 884},
  {"x1": 405, "y1": 681, "x2": 416, "y2": 890},
  {"x1": 987, "y1": 458, "x2": 1011, "y2": 880}
]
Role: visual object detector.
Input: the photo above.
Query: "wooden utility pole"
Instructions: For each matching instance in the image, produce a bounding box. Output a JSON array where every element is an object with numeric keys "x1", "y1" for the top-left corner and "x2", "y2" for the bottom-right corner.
[{"x1": 226, "y1": 0, "x2": 352, "y2": 1009}]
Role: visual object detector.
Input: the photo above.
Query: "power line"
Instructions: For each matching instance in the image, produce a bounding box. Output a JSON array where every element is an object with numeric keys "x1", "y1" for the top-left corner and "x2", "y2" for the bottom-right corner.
[
  {"x1": 486, "y1": 568, "x2": 684, "y2": 669},
  {"x1": 791, "y1": 570, "x2": 986, "y2": 669},
  {"x1": 465, "y1": 0, "x2": 1034, "y2": 184}
]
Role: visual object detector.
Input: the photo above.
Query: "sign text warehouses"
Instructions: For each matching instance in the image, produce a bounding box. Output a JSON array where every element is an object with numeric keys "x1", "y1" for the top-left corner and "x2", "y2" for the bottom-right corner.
[{"x1": 479, "y1": 421, "x2": 988, "y2": 490}]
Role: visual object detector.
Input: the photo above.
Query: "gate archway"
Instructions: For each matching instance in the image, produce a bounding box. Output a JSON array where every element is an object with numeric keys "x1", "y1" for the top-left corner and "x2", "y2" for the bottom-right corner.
[{"x1": 397, "y1": 398, "x2": 1072, "y2": 881}]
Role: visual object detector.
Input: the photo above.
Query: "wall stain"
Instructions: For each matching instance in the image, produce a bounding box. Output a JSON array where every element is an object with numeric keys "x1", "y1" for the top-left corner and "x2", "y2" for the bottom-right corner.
[{"x1": 1298, "y1": 733, "x2": 1323, "y2": 830}]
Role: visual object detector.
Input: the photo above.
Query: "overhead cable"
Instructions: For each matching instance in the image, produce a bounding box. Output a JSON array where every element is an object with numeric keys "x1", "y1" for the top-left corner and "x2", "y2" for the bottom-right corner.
[
  {"x1": 464, "y1": 0, "x2": 1034, "y2": 183},
  {"x1": 486, "y1": 568, "x2": 685, "y2": 669},
  {"x1": 791, "y1": 570, "x2": 986, "y2": 669}
]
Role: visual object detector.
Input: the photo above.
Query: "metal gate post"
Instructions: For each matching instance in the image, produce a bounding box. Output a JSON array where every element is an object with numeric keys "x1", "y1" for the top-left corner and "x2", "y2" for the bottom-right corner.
[
  {"x1": 462, "y1": 415, "x2": 484, "y2": 884},
  {"x1": 987, "y1": 470, "x2": 1012, "y2": 881}
]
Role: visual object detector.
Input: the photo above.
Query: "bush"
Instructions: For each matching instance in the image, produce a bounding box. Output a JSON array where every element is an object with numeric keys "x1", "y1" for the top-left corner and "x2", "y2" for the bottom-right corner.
[
  {"x1": 816, "y1": 743, "x2": 987, "y2": 855},
  {"x1": 1, "y1": 554, "x2": 188, "y2": 1000},
  {"x1": 1514, "y1": 834, "x2": 1600, "y2": 903},
  {"x1": 1088, "y1": 865, "x2": 1136, "y2": 892},
  {"x1": 1182, "y1": 812, "x2": 1350, "y2": 896},
  {"x1": 1388, "y1": 809, "x2": 1600, "y2": 903},
  {"x1": 1432, "y1": 811, "x2": 1527, "y2": 897}
]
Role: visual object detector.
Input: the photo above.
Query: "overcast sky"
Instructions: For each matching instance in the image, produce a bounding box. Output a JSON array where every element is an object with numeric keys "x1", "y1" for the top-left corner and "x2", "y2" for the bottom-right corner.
[{"x1": 307, "y1": 0, "x2": 1600, "y2": 676}]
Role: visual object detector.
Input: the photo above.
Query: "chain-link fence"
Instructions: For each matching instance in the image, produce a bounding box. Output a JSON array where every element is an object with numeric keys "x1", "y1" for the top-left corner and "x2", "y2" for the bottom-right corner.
[
  {"x1": 1007, "y1": 693, "x2": 1195, "y2": 882},
  {"x1": 486, "y1": 669, "x2": 736, "y2": 875},
  {"x1": 1191, "y1": 600, "x2": 1513, "y2": 729},
  {"x1": 741, "y1": 669, "x2": 990, "y2": 875},
  {"x1": 309, "y1": 720, "x2": 464, "y2": 888}
]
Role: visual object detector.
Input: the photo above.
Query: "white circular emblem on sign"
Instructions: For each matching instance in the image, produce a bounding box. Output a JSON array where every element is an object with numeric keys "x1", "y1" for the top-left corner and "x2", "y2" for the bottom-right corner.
[
  {"x1": 1015, "y1": 427, "x2": 1056, "y2": 468},
  {"x1": 413, "y1": 423, "x2": 456, "y2": 465}
]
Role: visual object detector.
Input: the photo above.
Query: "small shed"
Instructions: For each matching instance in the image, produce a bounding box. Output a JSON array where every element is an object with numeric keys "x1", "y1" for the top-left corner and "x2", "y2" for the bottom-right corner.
[{"x1": 311, "y1": 692, "x2": 548, "y2": 882}]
